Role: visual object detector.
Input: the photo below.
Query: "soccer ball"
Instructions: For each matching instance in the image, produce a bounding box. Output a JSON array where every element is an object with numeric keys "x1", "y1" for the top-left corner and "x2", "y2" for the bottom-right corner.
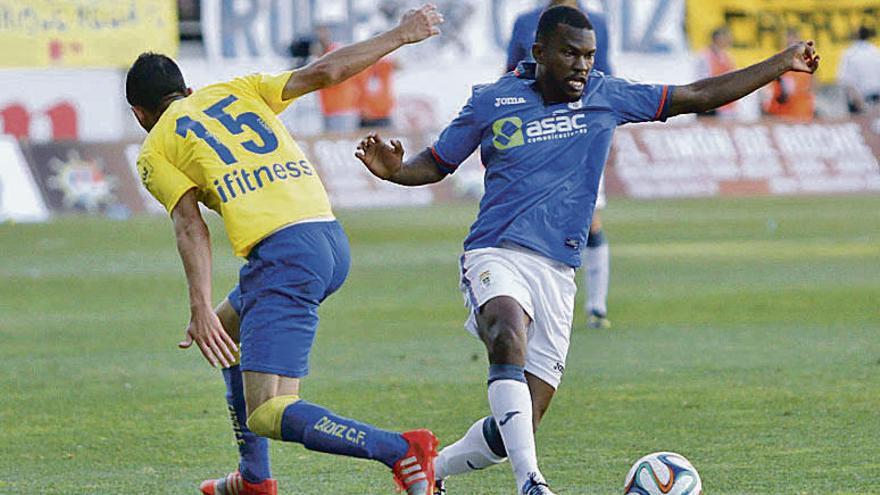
[{"x1": 624, "y1": 452, "x2": 702, "y2": 495}]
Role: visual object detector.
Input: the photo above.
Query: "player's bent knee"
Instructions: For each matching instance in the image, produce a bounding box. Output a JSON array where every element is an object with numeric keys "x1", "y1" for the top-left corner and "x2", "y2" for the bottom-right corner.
[
  {"x1": 246, "y1": 394, "x2": 300, "y2": 439},
  {"x1": 483, "y1": 320, "x2": 527, "y2": 354},
  {"x1": 487, "y1": 324, "x2": 524, "y2": 347},
  {"x1": 478, "y1": 311, "x2": 524, "y2": 342}
]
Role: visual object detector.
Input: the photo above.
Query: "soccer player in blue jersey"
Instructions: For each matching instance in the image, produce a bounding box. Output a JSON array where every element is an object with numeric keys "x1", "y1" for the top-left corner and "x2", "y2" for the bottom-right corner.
[
  {"x1": 355, "y1": 6, "x2": 819, "y2": 494},
  {"x1": 126, "y1": 5, "x2": 445, "y2": 495},
  {"x1": 508, "y1": 0, "x2": 614, "y2": 329}
]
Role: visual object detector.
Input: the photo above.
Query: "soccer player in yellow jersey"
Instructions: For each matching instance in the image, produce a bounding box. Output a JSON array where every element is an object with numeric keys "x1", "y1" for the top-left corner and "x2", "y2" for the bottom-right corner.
[{"x1": 126, "y1": 5, "x2": 444, "y2": 495}]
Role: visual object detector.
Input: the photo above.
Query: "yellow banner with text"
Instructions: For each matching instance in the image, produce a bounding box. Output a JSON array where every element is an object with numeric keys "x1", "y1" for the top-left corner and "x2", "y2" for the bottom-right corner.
[
  {"x1": 687, "y1": 0, "x2": 879, "y2": 83},
  {"x1": 0, "y1": 0, "x2": 178, "y2": 68}
]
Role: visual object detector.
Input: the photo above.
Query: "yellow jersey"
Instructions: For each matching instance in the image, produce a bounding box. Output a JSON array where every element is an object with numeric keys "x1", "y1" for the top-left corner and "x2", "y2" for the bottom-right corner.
[{"x1": 137, "y1": 71, "x2": 334, "y2": 257}]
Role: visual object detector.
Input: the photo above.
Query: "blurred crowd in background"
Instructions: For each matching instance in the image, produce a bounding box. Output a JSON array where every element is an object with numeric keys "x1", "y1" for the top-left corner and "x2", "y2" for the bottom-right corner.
[
  {"x1": 168, "y1": 0, "x2": 880, "y2": 135},
  {"x1": 1, "y1": 0, "x2": 878, "y2": 223}
]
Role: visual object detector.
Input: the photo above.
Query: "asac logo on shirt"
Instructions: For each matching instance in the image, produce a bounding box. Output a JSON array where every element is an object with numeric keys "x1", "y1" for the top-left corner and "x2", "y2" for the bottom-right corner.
[
  {"x1": 492, "y1": 113, "x2": 588, "y2": 150},
  {"x1": 525, "y1": 114, "x2": 587, "y2": 142},
  {"x1": 492, "y1": 117, "x2": 525, "y2": 150}
]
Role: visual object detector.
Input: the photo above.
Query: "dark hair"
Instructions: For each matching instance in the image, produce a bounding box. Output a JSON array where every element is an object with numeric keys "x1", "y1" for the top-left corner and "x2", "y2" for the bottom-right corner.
[
  {"x1": 125, "y1": 52, "x2": 186, "y2": 111},
  {"x1": 857, "y1": 26, "x2": 875, "y2": 41},
  {"x1": 536, "y1": 6, "x2": 593, "y2": 44}
]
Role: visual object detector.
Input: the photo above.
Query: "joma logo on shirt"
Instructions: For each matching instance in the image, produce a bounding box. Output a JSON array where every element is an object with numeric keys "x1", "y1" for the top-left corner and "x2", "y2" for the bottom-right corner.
[{"x1": 495, "y1": 97, "x2": 527, "y2": 107}]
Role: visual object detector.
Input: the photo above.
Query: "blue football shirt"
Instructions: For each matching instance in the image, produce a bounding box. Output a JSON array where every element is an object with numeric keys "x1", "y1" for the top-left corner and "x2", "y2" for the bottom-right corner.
[
  {"x1": 431, "y1": 62, "x2": 673, "y2": 268},
  {"x1": 506, "y1": 4, "x2": 612, "y2": 75}
]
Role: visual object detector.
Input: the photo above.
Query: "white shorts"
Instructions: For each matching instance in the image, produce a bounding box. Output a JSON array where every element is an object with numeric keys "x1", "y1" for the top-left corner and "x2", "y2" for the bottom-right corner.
[
  {"x1": 459, "y1": 244, "x2": 577, "y2": 389},
  {"x1": 595, "y1": 172, "x2": 607, "y2": 210}
]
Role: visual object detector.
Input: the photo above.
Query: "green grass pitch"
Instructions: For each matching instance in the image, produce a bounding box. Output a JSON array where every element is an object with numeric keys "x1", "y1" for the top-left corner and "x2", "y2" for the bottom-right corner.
[{"x1": 1, "y1": 195, "x2": 878, "y2": 494}]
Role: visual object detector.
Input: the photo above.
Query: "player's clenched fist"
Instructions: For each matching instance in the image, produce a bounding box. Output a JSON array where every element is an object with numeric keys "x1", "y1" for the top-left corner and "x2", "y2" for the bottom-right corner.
[
  {"x1": 395, "y1": 3, "x2": 444, "y2": 44},
  {"x1": 356, "y1": 133, "x2": 405, "y2": 181},
  {"x1": 785, "y1": 40, "x2": 820, "y2": 74}
]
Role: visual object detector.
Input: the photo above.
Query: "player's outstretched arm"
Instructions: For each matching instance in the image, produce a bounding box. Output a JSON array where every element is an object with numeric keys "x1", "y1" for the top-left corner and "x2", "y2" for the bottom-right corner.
[
  {"x1": 667, "y1": 41, "x2": 820, "y2": 117},
  {"x1": 355, "y1": 133, "x2": 446, "y2": 186},
  {"x1": 283, "y1": 4, "x2": 443, "y2": 100},
  {"x1": 171, "y1": 190, "x2": 238, "y2": 368}
]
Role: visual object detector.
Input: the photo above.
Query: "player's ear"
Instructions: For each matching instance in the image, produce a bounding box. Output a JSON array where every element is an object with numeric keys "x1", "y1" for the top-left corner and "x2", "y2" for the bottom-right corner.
[
  {"x1": 532, "y1": 42, "x2": 545, "y2": 64},
  {"x1": 131, "y1": 106, "x2": 155, "y2": 131},
  {"x1": 131, "y1": 106, "x2": 146, "y2": 124},
  {"x1": 185, "y1": 87, "x2": 193, "y2": 96}
]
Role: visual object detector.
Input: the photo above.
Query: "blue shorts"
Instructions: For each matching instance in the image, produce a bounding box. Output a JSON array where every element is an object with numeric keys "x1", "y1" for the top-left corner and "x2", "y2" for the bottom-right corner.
[
  {"x1": 227, "y1": 284, "x2": 243, "y2": 315},
  {"x1": 234, "y1": 220, "x2": 350, "y2": 378}
]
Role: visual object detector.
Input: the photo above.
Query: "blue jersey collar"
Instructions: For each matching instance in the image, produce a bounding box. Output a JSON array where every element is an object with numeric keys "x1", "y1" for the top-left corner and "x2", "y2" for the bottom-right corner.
[{"x1": 515, "y1": 61, "x2": 537, "y2": 79}]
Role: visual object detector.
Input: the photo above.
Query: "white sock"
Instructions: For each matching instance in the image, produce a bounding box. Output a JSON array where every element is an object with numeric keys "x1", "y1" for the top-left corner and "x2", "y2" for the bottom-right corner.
[
  {"x1": 488, "y1": 379, "x2": 542, "y2": 491},
  {"x1": 586, "y1": 241, "x2": 610, "y2": 315},
  {"x1": 434, "y1": 417, "x2": 507, "y2": 480}
]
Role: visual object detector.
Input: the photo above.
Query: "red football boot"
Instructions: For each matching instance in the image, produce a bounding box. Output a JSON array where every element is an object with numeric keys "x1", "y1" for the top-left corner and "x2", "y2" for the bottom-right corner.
[
  {"x1": 199, "y1": 471, "x2": 277, "y2": 495},
  {"x1": 392, "y1": 429, "x2": 440, "y2": 495}
]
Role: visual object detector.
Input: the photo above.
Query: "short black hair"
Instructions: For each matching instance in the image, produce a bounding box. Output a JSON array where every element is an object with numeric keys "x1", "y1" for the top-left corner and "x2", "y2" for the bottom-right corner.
[
  {"x1": 536, "y1": 6, "x2": 593, "y2": 44},
  {"x1": 125, "y1": 52, "x2": 186, "y2": 111},
  {"x1": 857, "y1": 25, "x2": 875, "y2": 41}
]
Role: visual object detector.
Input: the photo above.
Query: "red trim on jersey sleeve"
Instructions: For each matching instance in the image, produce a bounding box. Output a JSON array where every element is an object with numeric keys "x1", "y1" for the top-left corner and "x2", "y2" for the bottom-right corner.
[
  {"x1": 653, "y1": 85, "x2": 669, "y2": 120},
  {"x1": 430, "y1": 145, "x2": 458, "y2": 174}
]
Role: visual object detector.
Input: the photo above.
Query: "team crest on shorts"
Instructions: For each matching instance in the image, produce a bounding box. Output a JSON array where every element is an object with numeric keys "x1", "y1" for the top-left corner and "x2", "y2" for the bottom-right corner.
[{"x1": 479, "y1": 270, "x2": 492, "y2": 287}]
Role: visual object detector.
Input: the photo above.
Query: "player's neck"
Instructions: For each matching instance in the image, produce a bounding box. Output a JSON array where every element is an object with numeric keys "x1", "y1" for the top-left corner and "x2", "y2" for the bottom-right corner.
[
  {"x1": 157, "y1": 92, "x2": 188, "y2": 115},
  {"x1": 142, "y1": 92, "x2": 188, "y2": 132},
  {"x1": 533, "y1": 74, "x2": 567, "y2": 106}
]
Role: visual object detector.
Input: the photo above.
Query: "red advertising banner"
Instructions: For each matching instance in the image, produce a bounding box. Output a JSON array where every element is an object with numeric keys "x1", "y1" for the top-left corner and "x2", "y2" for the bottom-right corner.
[{"x1": 606, "y1": 116, "x2": 880, "y2": 198}]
